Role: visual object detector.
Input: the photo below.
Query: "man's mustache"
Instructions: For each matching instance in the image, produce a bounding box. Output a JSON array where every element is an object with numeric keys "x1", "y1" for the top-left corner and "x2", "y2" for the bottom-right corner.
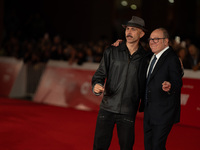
[{"x1": 126, "y1": 35, "x2": 133, "y2": 38}]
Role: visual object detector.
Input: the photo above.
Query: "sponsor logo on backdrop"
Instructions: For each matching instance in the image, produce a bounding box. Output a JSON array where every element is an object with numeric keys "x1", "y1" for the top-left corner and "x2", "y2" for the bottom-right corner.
[
  {"x1": 81, "y1": 82, "x2": 90, "y2": 95},
  {"x1": 181, "y1": 94, "x2": 189, "y2": 105}
]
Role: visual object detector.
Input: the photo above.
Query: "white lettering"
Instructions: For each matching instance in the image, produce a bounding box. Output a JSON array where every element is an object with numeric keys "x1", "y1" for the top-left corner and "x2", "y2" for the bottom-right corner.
[{"x1": 183, "y1": 85, "x2": 194, "y2": 89}]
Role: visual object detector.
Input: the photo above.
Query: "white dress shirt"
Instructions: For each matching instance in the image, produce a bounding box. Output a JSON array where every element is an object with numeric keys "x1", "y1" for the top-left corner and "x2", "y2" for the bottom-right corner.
[{"x1": 147, "y1": 46, "x2": 169, "y2": 77}]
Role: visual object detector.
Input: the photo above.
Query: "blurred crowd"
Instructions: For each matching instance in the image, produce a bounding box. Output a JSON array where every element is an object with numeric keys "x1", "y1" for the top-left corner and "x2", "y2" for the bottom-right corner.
[
  {"x1": 0, "y1": 9, "x2": 200, "y2": 71},
  {"x1": 0, "y1": 11, "x2": 110, "y2": 65},
  {"x1": 0, "y1": 32, "x2": 200, "y2": 71},
  {"x1": 0, "y1": 33, "x2": 110, "y2": 65},
  {"x1": 170, "y1": 38, "x2": 200, "y2": 71}
]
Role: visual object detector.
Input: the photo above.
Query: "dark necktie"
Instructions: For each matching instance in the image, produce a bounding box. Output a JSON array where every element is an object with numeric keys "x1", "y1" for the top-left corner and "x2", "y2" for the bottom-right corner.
[{"x1": 145, "y1": 55, "x2": 157, "y2": 104}]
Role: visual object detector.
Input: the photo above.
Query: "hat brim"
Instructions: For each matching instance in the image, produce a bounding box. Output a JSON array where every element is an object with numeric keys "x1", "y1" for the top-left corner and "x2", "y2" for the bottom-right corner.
[{"x1": 122, "y1": 23, "x2": 147, "y2": 32}]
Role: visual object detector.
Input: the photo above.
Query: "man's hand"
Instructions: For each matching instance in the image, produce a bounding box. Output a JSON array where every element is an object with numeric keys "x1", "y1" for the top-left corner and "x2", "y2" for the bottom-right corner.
[
  {"x1": 162, "y1": 81, "x2": 171, "y2": 92},
  {"x1": 112, "y1": 39, "x2": 123, "y2": 47},
  {"x1": 94, "y1": 84, "x2": 104, "y2": 94}
]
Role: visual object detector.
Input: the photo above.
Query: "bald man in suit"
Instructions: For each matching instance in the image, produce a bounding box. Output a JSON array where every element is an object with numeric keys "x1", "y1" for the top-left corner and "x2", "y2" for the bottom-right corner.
[{"x1": 139, "y1": 28, "x2": 183, "y2": 150}]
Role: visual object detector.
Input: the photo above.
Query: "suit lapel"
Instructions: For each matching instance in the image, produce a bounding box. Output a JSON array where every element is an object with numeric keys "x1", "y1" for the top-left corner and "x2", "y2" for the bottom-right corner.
[
  {"x1": 145, "y1": 52, "x2": 153, "y2": 78},
  {"x1": 148, "y1": 48, "x2": 172, "y2": 83}
]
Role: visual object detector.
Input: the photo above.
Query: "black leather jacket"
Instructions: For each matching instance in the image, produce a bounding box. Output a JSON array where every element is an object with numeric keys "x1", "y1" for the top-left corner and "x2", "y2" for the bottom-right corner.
[{"x1": 92, "y1": 41, "x2": 147, "y2": 116}]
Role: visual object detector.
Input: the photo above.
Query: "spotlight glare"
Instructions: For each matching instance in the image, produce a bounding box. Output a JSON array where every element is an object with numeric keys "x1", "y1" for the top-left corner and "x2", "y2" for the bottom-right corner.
[
  {"x1": 130, "y1": 4, "x2": 137, "y2": 10},
  {"x1": 121, "y1": 0, "x2": 128, "y2": 6},
  {"x1": 168, "y1": 0, "x2": 174, "y2": 4}
]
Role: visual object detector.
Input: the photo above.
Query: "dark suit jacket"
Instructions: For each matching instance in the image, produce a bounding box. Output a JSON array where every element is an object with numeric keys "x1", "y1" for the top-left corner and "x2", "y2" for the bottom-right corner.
[{"x1": 139, "y1": 46, "x2": 183, "y2": 125}]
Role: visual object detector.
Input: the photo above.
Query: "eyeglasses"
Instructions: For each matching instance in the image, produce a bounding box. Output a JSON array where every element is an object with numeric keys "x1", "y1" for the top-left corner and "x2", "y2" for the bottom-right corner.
[{"x1": 148, "y1": 38, "x2": 166, "y2": 43}]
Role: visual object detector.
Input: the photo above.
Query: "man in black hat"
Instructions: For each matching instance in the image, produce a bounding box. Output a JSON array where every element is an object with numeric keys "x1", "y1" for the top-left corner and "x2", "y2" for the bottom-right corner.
[{"x1": 92, "y1": 16, "x2": 147, "y2": 150}]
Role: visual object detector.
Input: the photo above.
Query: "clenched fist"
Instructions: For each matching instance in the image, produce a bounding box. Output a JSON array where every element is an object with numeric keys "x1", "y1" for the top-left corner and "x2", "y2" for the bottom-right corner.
[
  {"x1": 162, "y1": 81, "x2": 171, "y2": 92},
  {"x1": 94, "y1": 84, "x2": 104, "y2": 94}
]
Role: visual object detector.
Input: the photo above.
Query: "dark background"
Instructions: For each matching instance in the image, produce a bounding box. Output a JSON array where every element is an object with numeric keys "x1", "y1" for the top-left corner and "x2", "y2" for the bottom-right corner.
[{"x1": 1, "y1": 0, "x2": 200, "y2": 46}]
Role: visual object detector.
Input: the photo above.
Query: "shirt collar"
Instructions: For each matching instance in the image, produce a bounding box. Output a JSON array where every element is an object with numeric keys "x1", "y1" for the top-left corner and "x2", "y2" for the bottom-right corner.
[
  {"x1": 120, "y1": 41, "x2": 144, "y2": 55},
  {"x1": 155, "y1": 46, "x2": 169, "y2": 60}
]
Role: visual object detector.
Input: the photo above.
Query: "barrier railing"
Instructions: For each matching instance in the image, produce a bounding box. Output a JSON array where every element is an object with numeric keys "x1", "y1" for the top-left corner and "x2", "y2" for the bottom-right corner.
[{"x1": 0, "y1": 57, "x2": 200, "y2": 128}]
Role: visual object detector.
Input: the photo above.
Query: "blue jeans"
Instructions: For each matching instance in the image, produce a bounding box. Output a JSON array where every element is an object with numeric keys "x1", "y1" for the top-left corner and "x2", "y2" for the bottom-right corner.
[{"x1": 93, "y1": 109, "x2": 136, "y2": 150}]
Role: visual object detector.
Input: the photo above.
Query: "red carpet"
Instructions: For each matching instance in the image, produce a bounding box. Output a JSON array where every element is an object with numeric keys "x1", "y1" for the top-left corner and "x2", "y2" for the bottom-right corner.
[{"x1": 0, "y1": 98, "x2": 200, "y2": 150}]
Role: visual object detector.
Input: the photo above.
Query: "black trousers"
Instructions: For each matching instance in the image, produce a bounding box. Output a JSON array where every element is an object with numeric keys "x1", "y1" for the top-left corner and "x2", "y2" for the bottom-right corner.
[
  {"x1": 144, "y1": 119, "x2": 173, "y2": 150},
  {"x1": 93, "y1": 109, "x2": 135, "y2": 150}
]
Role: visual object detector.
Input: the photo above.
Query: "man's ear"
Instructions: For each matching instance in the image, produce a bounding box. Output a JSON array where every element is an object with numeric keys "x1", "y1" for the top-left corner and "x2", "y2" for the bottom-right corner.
[
  {"x1": 140, "y1": 31, "x2": 145, "y2": 38},
  {"x1": 164, "y1": 38, "x2": 169, "y2": 45}
]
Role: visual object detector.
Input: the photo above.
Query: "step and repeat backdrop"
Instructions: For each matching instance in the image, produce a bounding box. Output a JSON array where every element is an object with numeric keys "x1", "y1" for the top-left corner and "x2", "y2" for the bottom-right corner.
[{"x1": 0, "y1": 57, "x2": 200, "y2": 128}]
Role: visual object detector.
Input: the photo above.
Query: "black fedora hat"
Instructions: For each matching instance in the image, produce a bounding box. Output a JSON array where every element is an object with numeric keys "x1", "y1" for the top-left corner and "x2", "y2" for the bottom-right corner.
[{"x1": 122, "y1": 16, "x2": 147, "y2": 32}]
